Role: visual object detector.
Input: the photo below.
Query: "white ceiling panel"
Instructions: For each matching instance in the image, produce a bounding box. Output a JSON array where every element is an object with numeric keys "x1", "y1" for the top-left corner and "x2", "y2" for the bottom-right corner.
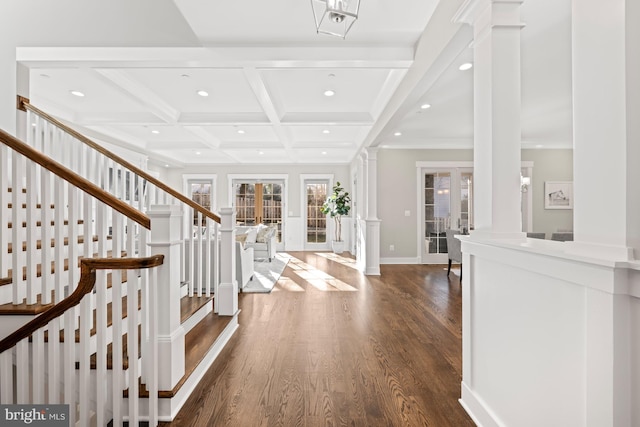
[
  {"x1": 123, "y1": 68, "x2": 263, "y2": 113},
  {"x1": 260, "y1": 68, "x2": 395, "y2": 113}
]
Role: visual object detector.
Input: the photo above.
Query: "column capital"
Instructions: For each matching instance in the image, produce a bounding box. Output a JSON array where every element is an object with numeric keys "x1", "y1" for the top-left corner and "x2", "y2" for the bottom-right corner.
[{"x1": 365, "y1": 147, "x2": 379, "y2": 159}]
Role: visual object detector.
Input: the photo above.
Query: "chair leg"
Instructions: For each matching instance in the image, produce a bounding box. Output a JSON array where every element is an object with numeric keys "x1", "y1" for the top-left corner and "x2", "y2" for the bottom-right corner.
[{"x1": 447, "y1": 259, "x2": 452, "y2": 276}]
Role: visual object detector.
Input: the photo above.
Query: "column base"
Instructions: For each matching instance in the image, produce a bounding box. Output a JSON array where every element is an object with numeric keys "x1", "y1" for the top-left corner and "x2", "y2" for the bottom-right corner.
[
  {"x1": 158, "y1": 328, "x2": 185, "y2": 391},
  {"x1": 218, "y1": 280, "x2": 238, "y2": 316}
]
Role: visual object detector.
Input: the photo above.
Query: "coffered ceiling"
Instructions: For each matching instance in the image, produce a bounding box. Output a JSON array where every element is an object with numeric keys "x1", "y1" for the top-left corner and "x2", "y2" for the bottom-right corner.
[{"x1": 20, "y1": 0, "x2": 572, "y2": 168}]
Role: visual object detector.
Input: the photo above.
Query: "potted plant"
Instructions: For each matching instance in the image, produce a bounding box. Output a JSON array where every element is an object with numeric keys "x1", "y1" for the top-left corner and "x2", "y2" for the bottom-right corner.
[{"x1": 321, "y1": 181, "x2": 351, "y2": 253}]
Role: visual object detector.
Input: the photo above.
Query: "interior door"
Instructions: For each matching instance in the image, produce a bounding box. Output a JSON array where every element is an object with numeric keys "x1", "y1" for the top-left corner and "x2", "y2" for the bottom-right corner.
[{"x1": 421, "y1": 168, "x2": 474, "y2": 264}]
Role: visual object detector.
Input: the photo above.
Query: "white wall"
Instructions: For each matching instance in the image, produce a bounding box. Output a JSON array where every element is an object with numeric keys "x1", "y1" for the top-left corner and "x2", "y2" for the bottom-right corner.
[
  {"x1": 377, "y1": 148, "x2": 573, "y2": 262},
  {"x1": 460, "y1": 237, "x2": 640, "y2": 427}
]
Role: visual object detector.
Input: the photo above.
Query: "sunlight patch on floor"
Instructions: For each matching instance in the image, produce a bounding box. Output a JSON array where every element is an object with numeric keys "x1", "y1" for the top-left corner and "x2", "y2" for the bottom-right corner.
[
  {"x1": 315, "y1": 252, "x2": 359, "y2": 270},
  {"x1": 287, "y1": 256, "x2": 357, "y2": 292},
  {"x1": 272, "y1": 276, "x2": 305, "y2": 292}
]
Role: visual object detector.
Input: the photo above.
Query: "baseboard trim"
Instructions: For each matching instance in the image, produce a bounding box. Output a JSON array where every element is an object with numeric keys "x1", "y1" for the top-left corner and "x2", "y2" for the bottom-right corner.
[
  {"x1": 380, "y1": 257, "x2": 421, "y2": 264},
  {"x1": 459, "y1": 381, "x2": 502, "y2": 427}
]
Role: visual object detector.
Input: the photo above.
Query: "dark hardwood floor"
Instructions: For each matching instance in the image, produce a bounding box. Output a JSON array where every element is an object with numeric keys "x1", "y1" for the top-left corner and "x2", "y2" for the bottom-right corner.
[{"x1": 161, "y1": 251, "x2": 474, "y2": 427}]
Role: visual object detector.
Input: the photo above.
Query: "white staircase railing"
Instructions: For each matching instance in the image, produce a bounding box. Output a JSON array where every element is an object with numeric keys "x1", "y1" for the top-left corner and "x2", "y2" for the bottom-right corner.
[
  {"x1": 19, "y1": 97, "x2": 222, "y2": 302},
  {"x1": 0, "y1": 127, "x2": 163, "y2": 426}
]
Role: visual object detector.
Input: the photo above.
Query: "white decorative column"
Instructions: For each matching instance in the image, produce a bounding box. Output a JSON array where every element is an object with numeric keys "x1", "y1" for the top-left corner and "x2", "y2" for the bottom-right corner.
[
  {"x1": 147, "y1": 205, "x2": 185, "y2": 391},
  {"x1": 570, "y1": 0, "x2": 640, "y2": 261},
  {"x1": 455, "y1": 0, "x2": 526, "y2": 239},
  {"x1": 364, "y1": 148, "x2": 381, "y2": 275},
  {"x1": 218, "y1": 207, "x2": 238, "y2": 316}
]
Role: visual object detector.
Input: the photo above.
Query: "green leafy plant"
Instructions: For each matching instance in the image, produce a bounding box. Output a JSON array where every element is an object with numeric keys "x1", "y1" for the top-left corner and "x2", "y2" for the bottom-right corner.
[{"x1": 320, "y1": 181, "x2": 351, "y2": 242}]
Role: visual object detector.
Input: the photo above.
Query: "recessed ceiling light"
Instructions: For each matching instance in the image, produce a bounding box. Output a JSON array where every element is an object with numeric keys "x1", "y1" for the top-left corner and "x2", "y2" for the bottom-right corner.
[
  {"x1": 535, "y1": 144, "x2": 544, "y2": 148},
  {"x1": 459, "y1": 63, "x2": 473, "y2": 71},
  {"x1": 31, "y1": 123, "x2": 37, "y2": 127},
  {"x1": 151, "y1": 130, "x2": 160, "y2": 134},
  {"x1": 195, "y1": 151, "x2": 201, "y2": 155},
  {"x1": 197, "y1": 90, "x2": 209, "y2": 97},
  {"x1": 394, "y1": 132, "x2": 402, "y2": 136},
  {"x1": 322, "y1": 129, "x2": 330, "y2": 134},
  {"x1": 328, "y1": 73, "x2": 335, "y2": 78},
  {"x1": 322, "y1": 151, "x2": 327, "y2": 155},
  {"x1": 259, "y1": 151, "x2": 264, "y2": 155},
  {"x1": 324, "y1": 90, "x2": 335, "y2": 97},
  {"x1": 421, "y1": 103, "x2": 431, "y2": 109},
  {"x1": 70, "y1": 90, "x2": 85, "y2": 97},
  {"x1": 164, "y1": 164, "x2": 169, "y2": 167},
  {"x1": 181, "y1": 74, "x2": 190, "y2": 78},
  {"x1": 237, "y1": 129, "x2": 245, "y2": 134},
  {"x1": 40, "y1": 74, "x2": 50, "y2": 79}
]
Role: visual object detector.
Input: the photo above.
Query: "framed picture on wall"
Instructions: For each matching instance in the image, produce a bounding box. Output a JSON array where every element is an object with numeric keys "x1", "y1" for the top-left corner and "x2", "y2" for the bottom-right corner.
[{"x1": 544, "y1": 181, "x2": 573, "y2": 209}]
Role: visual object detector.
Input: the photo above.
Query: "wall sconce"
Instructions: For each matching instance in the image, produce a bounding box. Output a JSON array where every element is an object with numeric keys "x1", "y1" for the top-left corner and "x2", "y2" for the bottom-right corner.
[{"x1": 520, "y1": 176, "x2": 531, "y2": 193}]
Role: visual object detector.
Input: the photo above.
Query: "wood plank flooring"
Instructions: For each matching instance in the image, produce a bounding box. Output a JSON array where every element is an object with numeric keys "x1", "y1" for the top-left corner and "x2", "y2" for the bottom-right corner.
[{"x1": 161, "y1": 251, "x2": 474, "y2": 427}]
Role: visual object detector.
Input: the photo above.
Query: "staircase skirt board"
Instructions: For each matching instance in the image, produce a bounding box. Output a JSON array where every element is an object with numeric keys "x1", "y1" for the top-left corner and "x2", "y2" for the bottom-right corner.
[{"x1": 154, "y1": 311, "x2": 238, "y2": 422}]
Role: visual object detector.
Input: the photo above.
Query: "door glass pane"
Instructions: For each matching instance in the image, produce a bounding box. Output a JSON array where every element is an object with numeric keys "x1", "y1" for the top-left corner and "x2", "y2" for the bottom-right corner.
[
  {"x1": 460, "y1": 172, "x2": 473, "y2": 232},
  {"x1": 424, "y1": 172, "x2": 451, "y2": 254},
  {"x1": 190, "y1": 181, "x2": 212, "y2": 225},
  {"x1": 306, "y1": 182, "x2": 327, "y2": 243},
  {"x1": 262, "y1": 183, "x2": 283, "y2": 243},
  {"x1": 235, "y1": 183, "x2": 256, "y2": 226}
]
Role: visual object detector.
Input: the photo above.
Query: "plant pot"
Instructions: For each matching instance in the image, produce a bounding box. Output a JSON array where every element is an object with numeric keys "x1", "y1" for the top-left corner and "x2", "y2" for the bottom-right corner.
[{"x1": 331, "y1": 240, "x2": 345, "y2": 254}]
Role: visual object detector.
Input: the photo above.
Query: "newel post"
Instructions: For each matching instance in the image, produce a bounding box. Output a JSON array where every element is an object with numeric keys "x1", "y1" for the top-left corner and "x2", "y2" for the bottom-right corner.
[
  {"x1": 218, "y1": 207, "x2": 238, "y2": 316},
  {"x1": 147, "y1": 204, "x2": 185, "y2": 390}
]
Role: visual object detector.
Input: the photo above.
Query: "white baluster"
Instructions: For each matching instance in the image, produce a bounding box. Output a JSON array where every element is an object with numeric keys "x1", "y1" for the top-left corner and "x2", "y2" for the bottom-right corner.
[
  {"x1": 32, "y1": 328, "x2": 44, "y2": 403},
  {"x1": 205, "y1": 217, "x2": 211, "y2": 298},
  {"x1": 213, "y1": 221, "x2": 219, "y2": 313},
  {"x1": 63, "y1": 185, "x2": 78, "y2": 427},
  {"x1": 16, "y1": 339, "x2": 28, "y2": 403},
  {"x1": 0, "y1": 351, "x2": 13, "y2": 403},
  {"x1": 25, "y1": 159, "x2": 38, "y2": 304},
  {"x1": 11, "y1": 153, "x2": 25, "y2": 304},
  {"x1": 197, "y1": 211, "x2": 203, "y2": 297},
  {"x1": 41, "y1": 169, "x2": 53, "y2": 304},
  {"x1": 0, "y1": 144, "x2": 9, "y2": 278},
  {"x1": 127, "y1": 267, "x2": 140, "y2": 426},
  {"x1": 95, "y1": 201, "x2": 108, "y2": 427},
  {"x1": 47, "y1": 317, "x2": 60, "y2": 404},
  {"x1": 148, "y1": 264, "x2": 159, "y2": 426},
  {"x1": 188, "y1": 207, "x2": 194, "y2": 297},
  {"x1": 54, "y1": 177, "x2": 66, "y2": 304},
  {"x1": 111, "y1": 215, "x2": 124, "y2": 426}
]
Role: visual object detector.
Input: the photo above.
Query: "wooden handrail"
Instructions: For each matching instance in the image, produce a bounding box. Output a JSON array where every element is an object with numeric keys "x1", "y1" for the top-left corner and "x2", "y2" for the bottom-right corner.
[
  {"x1": 0, "y1": 128, "x2": 150, "y2": 229},
  {"x1": 19, "y1": 98, "x2": 221, "y2": 224},
  {"x1": 0, "y1": 255, "x2": 164, "y2": 354}
]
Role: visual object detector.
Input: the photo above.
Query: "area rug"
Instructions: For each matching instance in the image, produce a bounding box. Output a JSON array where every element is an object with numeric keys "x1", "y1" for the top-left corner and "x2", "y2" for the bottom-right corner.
[{"x1": 243, "y1": 253, "x2": 290, "y2": 293}]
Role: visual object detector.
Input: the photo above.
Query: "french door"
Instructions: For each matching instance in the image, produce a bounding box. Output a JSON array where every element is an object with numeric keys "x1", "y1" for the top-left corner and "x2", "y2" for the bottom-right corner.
[
  {"x1": 304, "y1": 180, "x2": 329, "y2": 249},
  {"x1": 421, "y1": 168, "x2": 474, "y2": 264},
  {"x1": 233, "y1": 180, "x2": 284, "y2": 248}
]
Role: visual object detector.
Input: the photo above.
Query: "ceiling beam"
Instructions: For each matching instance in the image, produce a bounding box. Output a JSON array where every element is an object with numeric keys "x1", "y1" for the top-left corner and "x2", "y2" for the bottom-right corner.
[
  {"x1": 357, "y1": 0, "x2": 473, "y2": 151},
  {"x1": 94, "y1": 68, "x2": 180, "y2": 124}
]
